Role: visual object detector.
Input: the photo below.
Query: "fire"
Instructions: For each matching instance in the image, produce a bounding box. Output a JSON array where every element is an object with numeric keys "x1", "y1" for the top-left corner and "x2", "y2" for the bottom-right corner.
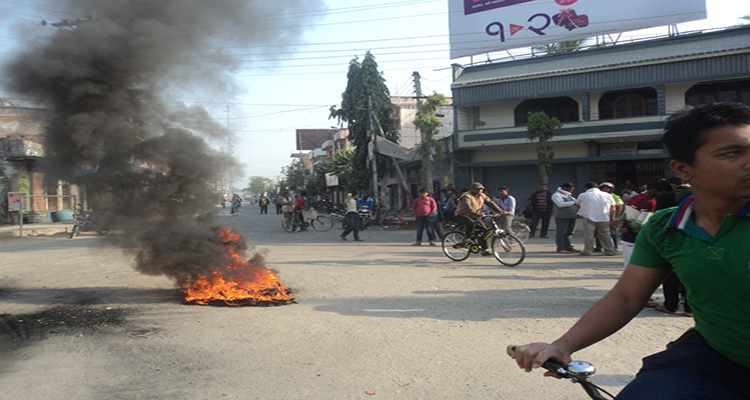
[{"x1": 183, "y1": 228, "x2": 294, "y2": 306}]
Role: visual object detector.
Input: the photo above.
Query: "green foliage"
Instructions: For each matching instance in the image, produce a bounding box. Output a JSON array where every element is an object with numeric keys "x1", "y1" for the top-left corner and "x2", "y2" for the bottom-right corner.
[
  {"x1": 533, "y1": 38, "x2": 588, "y2": 55},
  {"x1": 526, "y1": 111, "x2": 562, "y2": 184},
  {"x1": 279, "y1": 159, "x2": 306, "y2": 192},
  {"x1": 414, "y1": 92, "x2": 448, "y2": 158},
  {"x1": 244, "y1": 176, "x2": 274, "y2": 196},
  {"x1": 329, "y1": 51, "x2": 399, "y2": 190},
  {"x1": 310, "y1": 149, "x2": 360, "y2": 194}
]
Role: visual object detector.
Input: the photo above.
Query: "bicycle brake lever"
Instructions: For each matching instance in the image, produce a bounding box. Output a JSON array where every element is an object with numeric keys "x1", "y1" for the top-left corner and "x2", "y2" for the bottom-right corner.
[{"x1": 541, "y1": 360, "x2": 569, "y2": 378}]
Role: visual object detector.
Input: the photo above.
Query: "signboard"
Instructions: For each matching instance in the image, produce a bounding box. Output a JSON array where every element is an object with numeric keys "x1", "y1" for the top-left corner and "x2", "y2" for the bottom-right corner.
[
  {"x1": 448, "y1": 0, "x2": 707, "y2": 59},
  {"x1": 325, "y1": 173, "x2": 339, "y2": 187},
  {"x1": 375, "y1": 136, "x2": 416, "y2": 160},
  {"x1": 8, "y1": 192, "x2": 26, "y2": 212}
]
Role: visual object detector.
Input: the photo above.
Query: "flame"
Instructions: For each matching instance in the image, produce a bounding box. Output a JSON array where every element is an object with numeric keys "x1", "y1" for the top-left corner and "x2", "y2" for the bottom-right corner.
[{"x1": 183, "y1": 228, "x2": 293, "y2": 306}]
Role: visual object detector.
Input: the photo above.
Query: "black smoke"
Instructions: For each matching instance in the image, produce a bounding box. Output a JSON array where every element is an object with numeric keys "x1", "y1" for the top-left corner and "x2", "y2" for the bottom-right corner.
[{"x1": 2, "y1": 0, "x2": 324, "y2": 283}]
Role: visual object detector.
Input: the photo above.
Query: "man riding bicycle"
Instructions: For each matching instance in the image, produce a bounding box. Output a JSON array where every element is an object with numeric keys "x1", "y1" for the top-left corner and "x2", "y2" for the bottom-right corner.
[
  {"x1": 454, "y1": 182, "x2": 504, "y2": 256},
  {"x1": 292, "y1": 190, "x2": 308, "y2": 229}
]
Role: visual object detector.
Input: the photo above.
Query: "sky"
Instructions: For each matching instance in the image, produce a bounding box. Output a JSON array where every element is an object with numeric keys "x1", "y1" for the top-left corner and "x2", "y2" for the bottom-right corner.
[{"x1": 1, "y1": 0, "x2": 749, "y2": 189}]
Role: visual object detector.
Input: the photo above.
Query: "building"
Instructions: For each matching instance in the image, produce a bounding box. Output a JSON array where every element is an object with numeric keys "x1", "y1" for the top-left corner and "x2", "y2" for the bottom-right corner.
[
  {"x1": 0, "y1": 104, "x2": 78, "y2": 224},
  {"x1": 449, "y1": 25, "x2": 750, "y2": 200}
]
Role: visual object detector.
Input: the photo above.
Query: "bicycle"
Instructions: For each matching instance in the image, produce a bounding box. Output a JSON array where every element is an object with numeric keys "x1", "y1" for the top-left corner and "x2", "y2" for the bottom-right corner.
[
  {"x1": 441, "y1": 215, "x2": 526, "y2": 266},
  {"x1": 511, "y1": 220, "x2": 531, "y2": 242},
  {"x1": 281, "y1": 209, "x2": 334, "y2": 233},
  {"x1": 543, "y1": 359, "x2": 616, "y2": 399}
]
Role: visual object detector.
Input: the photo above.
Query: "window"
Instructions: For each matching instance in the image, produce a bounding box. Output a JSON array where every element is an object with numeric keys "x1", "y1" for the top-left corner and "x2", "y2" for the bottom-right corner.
[
  {"x1": 514, "y1": 97, "x2": 579, "y2": 126},
  {"x1": 599, "y1": 88, "x2": 657, "y2": 119},
  {"x1": 686, "y1": 80, "x2": 750, "y2": 107}
]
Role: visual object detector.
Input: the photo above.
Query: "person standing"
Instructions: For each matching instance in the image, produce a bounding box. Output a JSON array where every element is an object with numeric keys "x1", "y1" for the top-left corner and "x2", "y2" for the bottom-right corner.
[
  {"x1": 340, "y1": 193, "x2": 363, "y2": 241},
  {"x1": 411, "y1": 188, "x2": 438, "y2": 246},
  {"x1": 596, "y1": 182, "x2": 623, "y2": 252},
  {"x1": 274, "y1": 195, "x2": 283, "y2": 215},
  {"x1": 527, "y1": 183, "x2": 553, "y2": 238},
  {"x1": 576, "y1": 181, "x2": 616, "y2": 256},
  {"x1": 495, "y1": 186, "x2": 516, "y2": 231},
  {"x1": 259, "y1": 194, "x2": 269, "y2": 214},
  {"x1": 551, "y1": 182, "x2": 579, "y2": 254}
]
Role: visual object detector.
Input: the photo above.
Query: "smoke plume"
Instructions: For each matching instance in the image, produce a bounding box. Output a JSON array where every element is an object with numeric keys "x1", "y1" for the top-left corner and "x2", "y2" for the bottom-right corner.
[{"x1": 3, "y1": 0, "x2": 324, "y2": 283}]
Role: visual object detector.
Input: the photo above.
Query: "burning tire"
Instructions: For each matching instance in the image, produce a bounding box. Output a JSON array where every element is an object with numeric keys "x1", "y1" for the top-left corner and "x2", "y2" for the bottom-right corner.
[
  {"x1": 491, "y1": 233, "x2": 525, "y2": 266},
  {"x1": 441, "y1": 230, "x2": 471, "y2": 261}
]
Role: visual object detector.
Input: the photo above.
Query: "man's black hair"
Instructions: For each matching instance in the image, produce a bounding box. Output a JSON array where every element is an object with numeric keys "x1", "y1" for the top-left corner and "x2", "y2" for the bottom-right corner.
[
  {"x1": 666, "y1": 176, "x2": 685, "y2": 185},
  {"x1": 419, "y1": 188, "x2": 428, "y2": 194},
  {"x1": 561, "y1": 182, "x2": 574, "y2": 189},
  {"x1": 585, "y1": 181, "x2": 597, "y2": 189},
  {"x1": 663, "y1": 102, "x2": 750, "y2": 165},
  {"x1": 650, "y1": 179, "x2": 673, "y2": 193},
  {"x1": 498, "y1": 186, "x2": 508, "y2": 191},
  {"x1": 299, "y1": 190, "x2": 307, "y2": 197}
]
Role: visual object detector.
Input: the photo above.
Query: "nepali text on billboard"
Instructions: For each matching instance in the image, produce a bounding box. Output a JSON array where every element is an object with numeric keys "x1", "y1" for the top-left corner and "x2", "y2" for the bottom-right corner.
[{"x1": 448, "y1": 0, "x2": 707, "y2": 59}]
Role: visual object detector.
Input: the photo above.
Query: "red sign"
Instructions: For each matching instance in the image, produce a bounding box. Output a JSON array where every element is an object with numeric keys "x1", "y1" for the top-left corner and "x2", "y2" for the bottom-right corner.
[{"x1": 8, "y1": 192, "x2": 26, "y2": 212}]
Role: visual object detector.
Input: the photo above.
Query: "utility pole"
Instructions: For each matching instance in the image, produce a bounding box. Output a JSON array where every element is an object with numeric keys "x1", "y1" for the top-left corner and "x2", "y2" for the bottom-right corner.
[
  {"x1": 368, "y1": 96, "x2": 379, "y2": 207},
  {"x1": 225, "y1": 105, "x2": 233, "y2": 192},
  {"x1": 413, "y1": 71, "x2": 432, "y2": 193}
]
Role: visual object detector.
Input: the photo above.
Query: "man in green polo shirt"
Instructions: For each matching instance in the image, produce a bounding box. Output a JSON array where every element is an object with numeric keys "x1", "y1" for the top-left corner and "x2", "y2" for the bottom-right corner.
[{"x1": 507, "y1": 103, "x2": 750, "y2": 399}]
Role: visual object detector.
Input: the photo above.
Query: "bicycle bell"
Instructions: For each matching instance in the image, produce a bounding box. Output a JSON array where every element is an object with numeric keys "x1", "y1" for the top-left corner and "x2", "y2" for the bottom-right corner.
[{"x1": 567, "y1": 361, "x2": 596, "y2": 377}]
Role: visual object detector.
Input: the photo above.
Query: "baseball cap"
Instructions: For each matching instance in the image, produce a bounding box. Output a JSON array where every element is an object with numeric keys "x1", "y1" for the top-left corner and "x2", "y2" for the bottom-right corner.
[
  {"x1": 470, "y1": 182, "x2": 485, "y2": 190},
  {"x1": 599, "y1": 182, "x2": 615, "y2": 189}
]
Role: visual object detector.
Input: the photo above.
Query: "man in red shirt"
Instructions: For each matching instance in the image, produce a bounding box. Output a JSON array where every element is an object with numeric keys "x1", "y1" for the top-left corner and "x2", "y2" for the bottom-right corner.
[
  {"x1": 626, "y1": 181, "x2": 670, "y2": 212},
  {"x1": 412, "y1": 188, "x2": 438, "y2": 246},
  {"x1": 293, "y1": 190, "x2": 308, "y2": 227}
]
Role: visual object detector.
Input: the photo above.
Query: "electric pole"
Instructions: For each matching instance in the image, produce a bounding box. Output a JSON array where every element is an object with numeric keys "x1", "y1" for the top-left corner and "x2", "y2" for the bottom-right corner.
[
  {"x1": 413, "y1": 71, "x2": 432, "y2": 193},
  {"x1": 368, "y1": 96, "x2": 379, "y2": 206}
]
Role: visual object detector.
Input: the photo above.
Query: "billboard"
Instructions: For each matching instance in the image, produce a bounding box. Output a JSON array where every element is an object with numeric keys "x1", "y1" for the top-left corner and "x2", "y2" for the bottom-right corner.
[{"x1": 448, "y1": 0, "x2": 707, "y2": 59}]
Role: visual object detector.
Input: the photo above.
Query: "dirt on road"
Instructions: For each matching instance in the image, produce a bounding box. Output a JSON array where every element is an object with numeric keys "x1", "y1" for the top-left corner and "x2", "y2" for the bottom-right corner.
[{"x1": 0, "y1": 210, "x2": 693, "y2": 399}]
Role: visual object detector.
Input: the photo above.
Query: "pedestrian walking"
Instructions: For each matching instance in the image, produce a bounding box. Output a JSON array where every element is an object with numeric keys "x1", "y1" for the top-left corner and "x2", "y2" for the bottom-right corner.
[
  {"x1": 412, "y1": 188, "x2": 437, "y2": 246},
  {"x1": 259, "y1": 194, "x2": 269, "y2": 214},
  {"x1": 340, "y1": 193, "x2": 363, "y2": 241}
]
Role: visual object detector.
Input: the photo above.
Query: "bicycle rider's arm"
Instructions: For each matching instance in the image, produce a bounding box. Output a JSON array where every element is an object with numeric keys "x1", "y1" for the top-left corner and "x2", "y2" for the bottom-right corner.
[{"x1": 508, "y1": 263, "x2": 671, "y2": 372}]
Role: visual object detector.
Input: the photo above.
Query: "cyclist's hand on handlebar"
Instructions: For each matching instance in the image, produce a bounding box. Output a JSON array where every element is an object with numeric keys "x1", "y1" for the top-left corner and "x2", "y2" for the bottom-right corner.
[{"x1": 507, "y1": 343, "x2": 572, "y2": 375}]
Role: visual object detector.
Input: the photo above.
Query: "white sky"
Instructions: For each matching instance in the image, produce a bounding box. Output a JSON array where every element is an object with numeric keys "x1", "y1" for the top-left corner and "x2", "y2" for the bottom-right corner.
[{"x1": 1, "y1": 0, "x2": 749, "y2": 188}]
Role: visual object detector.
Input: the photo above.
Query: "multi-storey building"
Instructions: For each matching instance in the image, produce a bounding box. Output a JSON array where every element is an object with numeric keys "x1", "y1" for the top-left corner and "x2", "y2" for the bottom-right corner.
[{"x1": 449, "y1": 25, "x2": 750, "y2": 199}]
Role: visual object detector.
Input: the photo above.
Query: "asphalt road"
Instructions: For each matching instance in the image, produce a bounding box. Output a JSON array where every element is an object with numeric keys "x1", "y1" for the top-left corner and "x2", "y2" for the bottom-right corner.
[{"x1": 0, "y1": 208, "x2": 693, "y2": 399}]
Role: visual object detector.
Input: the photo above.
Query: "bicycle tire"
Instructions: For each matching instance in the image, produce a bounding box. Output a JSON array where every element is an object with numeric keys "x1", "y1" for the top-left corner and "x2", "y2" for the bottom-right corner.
[
  {"x1": 311, "y1": 215, "x2": 334, "y2": 232},
  {"x1": 491, "y1": 233, "x2": 526, "y2": 266},
  {"x1": 441, "y1": 230, "x2": 471, "y2": 261},
  {"x1": 379, "y1": 211, "x2": 405, "y2": 231},
  {"x1": 281, "y1": 219, "x2": 294, "y2": 233},
  {"x1": 511, "y1": 221, "x2": 530, "y2": 242}
]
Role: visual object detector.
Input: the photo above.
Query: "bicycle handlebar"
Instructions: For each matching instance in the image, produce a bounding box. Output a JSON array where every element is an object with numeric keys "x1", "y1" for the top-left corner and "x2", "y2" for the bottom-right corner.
[{"x1": 540, "y1": 360, "x2": 613, "y2": 400}]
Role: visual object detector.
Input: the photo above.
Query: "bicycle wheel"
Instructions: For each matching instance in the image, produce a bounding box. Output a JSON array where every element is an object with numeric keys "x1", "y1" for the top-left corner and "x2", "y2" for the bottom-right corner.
[
  {"x1": 511, "y1": 221, "x2": 530, "y2": 242},
  {"x1": 281, "y1": 219, "x2": 294, "y2": 233},
  {"x1": 379, "y1": 211, "x2": 405, "y2": 231},
  {"x1": 442, "y1": 230, "x2": 471, "y2": 261},
  {"x1": 491, "y1": 233, "x2": 526, "y2": 266},
  {"x1": 311, "y1": 215, "x2": 334, "y2": 232}
]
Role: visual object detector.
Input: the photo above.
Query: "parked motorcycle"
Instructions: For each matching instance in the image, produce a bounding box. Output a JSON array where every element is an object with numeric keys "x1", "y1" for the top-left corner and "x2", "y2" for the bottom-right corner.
[{"x1": 70, "y1": 205, "x2": 109, "y2": 238}]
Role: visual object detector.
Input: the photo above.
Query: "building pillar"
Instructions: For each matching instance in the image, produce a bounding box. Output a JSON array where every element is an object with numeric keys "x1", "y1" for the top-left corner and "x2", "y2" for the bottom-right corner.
[
  {"x1": 582, "y1": 92, "x2": 591, "y2": 122},
  {"x1": 657, "y1": 85, "x2": 666, "y2": 115}
]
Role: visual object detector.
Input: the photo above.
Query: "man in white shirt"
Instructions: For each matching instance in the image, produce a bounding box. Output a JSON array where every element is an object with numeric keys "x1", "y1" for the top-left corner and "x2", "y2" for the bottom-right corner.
[{"x1": 576, "y1": 181, "x2": 616, "y2": 256}]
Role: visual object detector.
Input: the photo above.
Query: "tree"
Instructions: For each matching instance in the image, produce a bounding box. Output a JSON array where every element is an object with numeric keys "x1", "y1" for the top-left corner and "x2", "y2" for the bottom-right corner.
[
  {"x1": 279, "y1": 160, "x2": 307, "y2": 192},
  {"x1": 413, "y1": 92, "x2": 448, "y2": 191},
  {"x1": 245, "y1": 176, "x2": 274, "y2": 196},
  {"x1": 526, "y1": 111, "x2": 562, "y2": 185},
  {"x1": 533, "y1": 38, "x2": 588, "y2": 55},
  {"x1": 329, "y1": 51, "x2": 399, "y2": 193},
  {"x1": 310, "y1": 149, "x2": 357, "y2": 195}
]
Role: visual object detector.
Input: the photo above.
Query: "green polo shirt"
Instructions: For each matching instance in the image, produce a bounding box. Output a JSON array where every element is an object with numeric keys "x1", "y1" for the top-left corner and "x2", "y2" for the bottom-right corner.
[{"x1": 630, "y1": 197, "x2": 750, "y2": 368}]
